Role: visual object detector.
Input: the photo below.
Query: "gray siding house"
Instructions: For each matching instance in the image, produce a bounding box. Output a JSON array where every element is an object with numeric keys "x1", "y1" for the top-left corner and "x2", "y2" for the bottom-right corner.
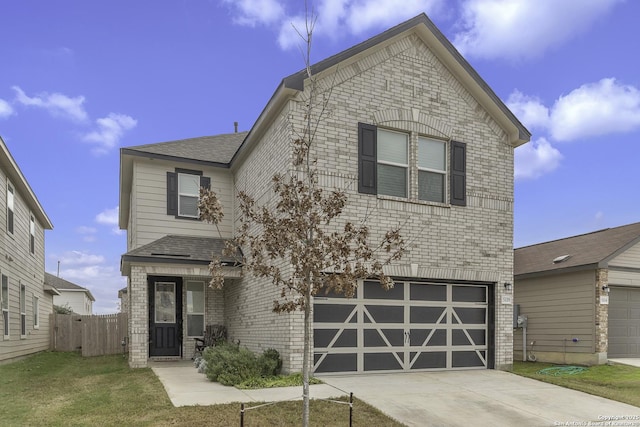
[
  {"x1": 46, "y1": 273, "x2": 95, "y2": 315},
  {"x1": 120, "y1": 14, "x2": 530, "y2": 372},
  {"x1": 514, "y1": 222, "x2": 640, "y2": 365},
  {"x1": 0, "y1": 136, "x2": 55, "y2": 363}
]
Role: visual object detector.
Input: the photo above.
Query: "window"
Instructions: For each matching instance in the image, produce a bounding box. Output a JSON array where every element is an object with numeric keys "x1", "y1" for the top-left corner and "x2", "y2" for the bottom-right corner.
[
  {"x1": 418, "y1": 137, "x2": 446, "y2": 203},
  {"x1": 20, "y1": 283, "x2": 26, "y2": 337},
  {"x1": 33, "y1": 296, "x2": 39, "y2": 329},
  {"x1": 29, "y1": 215, "x2": 35, "y2": 254},
  {"x1": 178, "y1": 173, "x2": 200, "y2": 217},
  {"x1": 1, "y1": 275, "x2": 8, "y2": 337},
  {"x1": 377, "y1": 129, "x2": 408, "y2": 198},
  {"x1": 186, "y1": 281, "x2": 204, "y2": 337},
  {"x1": 7, "y1": 182, "x2": 14, "y2": 235},
  {"x1": 166, "y1": 170, "x2": 210, "y2": 218},
  {"x1": 358, "y1": 122, "x2": 467, "y2": 206}
]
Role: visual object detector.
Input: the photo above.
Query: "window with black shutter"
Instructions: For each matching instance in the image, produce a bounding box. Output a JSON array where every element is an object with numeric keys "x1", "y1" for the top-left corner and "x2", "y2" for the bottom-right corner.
[{"x1": 166, "y1": 169, "x2": 209, "y2": 219}]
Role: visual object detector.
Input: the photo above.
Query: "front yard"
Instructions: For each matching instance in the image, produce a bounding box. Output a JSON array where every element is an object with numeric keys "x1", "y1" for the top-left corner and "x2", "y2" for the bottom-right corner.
[
  {"x1": 0, "y1": 352, "x2": 402, "y2": 426},
  {"x1": 512, "y1": 361, "x2": 640, "y2": 408}
]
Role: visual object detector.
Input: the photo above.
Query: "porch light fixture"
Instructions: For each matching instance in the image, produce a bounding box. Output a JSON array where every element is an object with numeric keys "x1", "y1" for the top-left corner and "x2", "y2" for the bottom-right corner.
[
  {"x1": 602, "y1": 285, "x2": 610, "y2": 293},
  {"x1": 504, "y1": 282, "x2": 513, "y2": 292}
]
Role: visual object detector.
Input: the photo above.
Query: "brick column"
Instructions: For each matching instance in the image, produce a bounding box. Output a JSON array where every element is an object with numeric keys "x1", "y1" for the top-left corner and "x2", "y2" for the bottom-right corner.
[
  {"x1": 594, "y1": 268, "x2": 609, "y2": 357},
  {"x1": 128, "y1": 266, "x2": 149, "y2": 368}
]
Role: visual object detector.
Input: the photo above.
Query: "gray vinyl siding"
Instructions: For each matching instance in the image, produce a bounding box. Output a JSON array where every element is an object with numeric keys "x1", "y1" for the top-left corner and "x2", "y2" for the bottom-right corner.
[
  {"x1": 0, "y1": 167, "x2": 52, "y2": 363},
  {"x1": 514, "y1": 270, "x2": 595, "y2": 354},
  {"x1": 130, "y1": 159, "x2": 235, "y2": 250},
  {"x1": 609, "y1": 241, "x2": 640, "y2": 269},
  {"x1": 609, "y1": 269, "x2": 640, "y2": 288}
]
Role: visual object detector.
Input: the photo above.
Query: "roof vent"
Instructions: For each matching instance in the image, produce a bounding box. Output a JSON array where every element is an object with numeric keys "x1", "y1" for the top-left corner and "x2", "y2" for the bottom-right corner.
[{"x1": 553, "y1": 254, "x2": 571, "y2": 264}]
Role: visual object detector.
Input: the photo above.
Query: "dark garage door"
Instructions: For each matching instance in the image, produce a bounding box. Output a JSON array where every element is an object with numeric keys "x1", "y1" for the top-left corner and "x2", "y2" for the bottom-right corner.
[
  {"x1": 609, "y1": 287, "x2": 640, "y2": 358},
  {"x1": 313, "y1": 280, "x2": 492, "y2": 373}
]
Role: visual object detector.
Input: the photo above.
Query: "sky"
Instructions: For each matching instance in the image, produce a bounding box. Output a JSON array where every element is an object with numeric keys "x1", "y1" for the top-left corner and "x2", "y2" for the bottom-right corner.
[{"x1": 1, "y1": 0, "x2": 638, "y2": 313}]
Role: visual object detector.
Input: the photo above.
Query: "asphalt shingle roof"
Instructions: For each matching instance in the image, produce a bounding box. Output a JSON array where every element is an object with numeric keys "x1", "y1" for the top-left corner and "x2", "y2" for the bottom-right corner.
[
  {"x1": 125, "y1": 132, "x2": 248, "y2": 165},
  {"x1": 44, "y1": 272, "x2": 95, "y2": 301},
  {"x1": 122, "y1": 235, "x2": 239, "y2": 265},
  {"x1": 515, "y1": 222, "x2": 640, "y2": 277}
]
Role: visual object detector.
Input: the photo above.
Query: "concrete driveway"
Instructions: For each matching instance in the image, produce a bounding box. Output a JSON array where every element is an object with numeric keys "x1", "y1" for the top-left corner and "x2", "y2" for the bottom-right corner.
[{"x1": 321, "y1": 370, "x2": 640, "y2": 427}]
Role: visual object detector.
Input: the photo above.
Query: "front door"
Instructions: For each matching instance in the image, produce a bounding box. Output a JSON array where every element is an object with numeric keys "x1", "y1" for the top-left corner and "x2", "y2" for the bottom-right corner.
[{"x1": 149, "y1": 277, "x2": 183, "y2": 357}]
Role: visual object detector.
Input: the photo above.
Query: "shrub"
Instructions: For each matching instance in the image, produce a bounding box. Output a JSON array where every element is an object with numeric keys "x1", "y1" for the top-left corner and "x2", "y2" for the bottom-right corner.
[
  {"x1": 203, "y1": 344, "x2": 285, "y2": 386},
  {"x1": 258, "y1": 348, "x2": 282, "y2": 377},
  {"x1": 203, "y1": 342, "x2": 260, "y2": 386}
]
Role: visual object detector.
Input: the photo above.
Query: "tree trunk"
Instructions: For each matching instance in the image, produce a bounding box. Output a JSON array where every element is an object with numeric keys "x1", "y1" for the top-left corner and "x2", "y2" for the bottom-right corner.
[{"x1": 302, "y1": 279, "x2": 312, "y2": 427}]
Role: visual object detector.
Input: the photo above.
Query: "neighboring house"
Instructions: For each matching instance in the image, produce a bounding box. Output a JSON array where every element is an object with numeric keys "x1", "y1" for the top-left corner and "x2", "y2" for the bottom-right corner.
[
  {"x1": 119, "y1": 14, "x2": 530, "y2": 371},
  {"x1": 514, "y1": 222, "x2": 640, "y2": 365},
  {"x1": 46, "y1": 273, "x2": 95, "y2": 315},
  {"x1": 118, "y1": 287, "x2": 128, "y2": 313},
  {"x1": 0, "y1": 135, "x2": 55, "y2": 363}
]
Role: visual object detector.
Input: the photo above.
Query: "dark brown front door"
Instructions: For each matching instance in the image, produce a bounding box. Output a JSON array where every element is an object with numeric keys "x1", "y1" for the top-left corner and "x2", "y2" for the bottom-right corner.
[{"x1": 149, "y1": 277, "x2": 183, "y2": 357}]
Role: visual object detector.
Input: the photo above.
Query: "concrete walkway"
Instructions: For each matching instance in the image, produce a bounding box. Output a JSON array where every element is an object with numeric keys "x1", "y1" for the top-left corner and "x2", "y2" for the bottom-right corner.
[
  {"x1": 150, "y1": 361, "x2": 348, "y2": 407},
  {"x1": 152, "y1": 362, "x2": 640, "y2": 426}
]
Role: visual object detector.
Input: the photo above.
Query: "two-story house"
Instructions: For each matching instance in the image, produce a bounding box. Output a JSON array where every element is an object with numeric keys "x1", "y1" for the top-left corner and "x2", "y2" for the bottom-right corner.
[
  {"x1": 46, "y1": 273, "x2": 95, "y2": 315},
  {"x1": 0, "y1": 135, "x2": 55, "y2": 363},
  {"x1": 120, "y1": 14, "x2": 530, "y2": 372}
]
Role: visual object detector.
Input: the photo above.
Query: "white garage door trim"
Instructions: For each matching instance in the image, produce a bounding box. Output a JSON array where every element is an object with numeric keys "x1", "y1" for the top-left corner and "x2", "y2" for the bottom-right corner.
[{"x1": 313, "y1": 279, "x2": 492, "y2": 373}]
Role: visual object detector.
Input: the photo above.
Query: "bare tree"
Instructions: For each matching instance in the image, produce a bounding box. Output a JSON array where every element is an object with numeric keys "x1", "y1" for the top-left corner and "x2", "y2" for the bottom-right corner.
[{"x1": 199, "y1": 10, "x2": 405, "y2": 427}]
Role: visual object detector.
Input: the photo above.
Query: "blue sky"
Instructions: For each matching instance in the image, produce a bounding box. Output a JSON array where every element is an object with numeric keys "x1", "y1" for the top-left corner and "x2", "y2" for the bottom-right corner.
[{"x1": 1, "y1": 0, "x2": 638, "y2": 313}]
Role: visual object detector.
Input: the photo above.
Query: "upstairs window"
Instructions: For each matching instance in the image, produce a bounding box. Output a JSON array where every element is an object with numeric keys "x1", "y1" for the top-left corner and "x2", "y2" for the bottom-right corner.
[
  {"x1": 29, "y1": 215, "x2": 35, "y2": 254},
  {"x1": 358, "y1": 122, "x2": 466, "y2": 206},
  {"x1": 418, "y1": 137, "x2": 446, "y2": 203},
  {"x1": 7, "y1": 182, "x2": 14, "y2": 235},
  {"x1": 377, "y1": 129, "x2": 408, "y2": 198},
  {"x1": 166, "y1": 169, "x2": 210, "y2": 219}
]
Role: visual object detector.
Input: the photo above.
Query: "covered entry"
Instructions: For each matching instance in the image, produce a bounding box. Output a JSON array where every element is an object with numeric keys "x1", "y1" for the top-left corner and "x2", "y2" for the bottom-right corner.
[
  {"x1": 609, "y1": 286, "x2": 640, "y2": 358},
  {"x1": 148, "y1": 276, "x2": 183, "y2": 357},
  {"x1": 313, "y1": 280, "x2": 493, "y2": 373}
]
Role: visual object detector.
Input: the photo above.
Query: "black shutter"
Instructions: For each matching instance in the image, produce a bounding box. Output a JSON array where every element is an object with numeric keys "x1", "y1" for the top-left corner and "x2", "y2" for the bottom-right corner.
[
  {"x1": 167, "y1": 172, "x2": 177, "y2": 215},
  {"x1": 358, "y1": 123, "x2": 377, "y2": 194},
  {"x1": 450, "y1": 140, "x2": 466, "y2": 206},
  {"x1": 200, "y1": 176, "x2": 210, "y2": 190}
]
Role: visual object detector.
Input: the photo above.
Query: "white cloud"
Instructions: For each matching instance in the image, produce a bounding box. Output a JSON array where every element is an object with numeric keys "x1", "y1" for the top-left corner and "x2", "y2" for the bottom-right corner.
[
  {"x1": 514, "y1": 137, "x2": 562, "y2": 180},
  {"x1": 222, "y1": 0, "x2": 286, "y2": 26},
  {"x1": 506, "y1": 90, "x2": 550, "y2": 131},
  {"x1": 57, "y1": 250, "x2": 106, "y2": 266},
  {"x1": 223, "y1": 0, "x2": 443, "y2": 50},
  {"x1": 454, "y1": 0, "x2": 622, "y2": 61},
  {"x1": 0, "y1": 99, "x2": 14, "y2": 119},
  {"x1": 83, "y1": 113, "x2": 137, "y2": 155},
  {"x1": 95, "y1": 206, "x2": 123, "y2": 235},
  {"x1": 12, "y1": 85, "x2": 88, "y2": 122},
  {"x1": 550, "y1": 78, "x2": 640, "y2": 142}
]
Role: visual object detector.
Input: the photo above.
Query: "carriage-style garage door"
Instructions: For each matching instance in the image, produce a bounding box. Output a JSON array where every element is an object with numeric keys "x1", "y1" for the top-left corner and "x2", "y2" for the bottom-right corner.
[
  {"x1": 313, "y1": 280, "x2": 492, "y2": 373},
  {"x1": 609, "y1": 287, "x2": 640, "y2": 358}
]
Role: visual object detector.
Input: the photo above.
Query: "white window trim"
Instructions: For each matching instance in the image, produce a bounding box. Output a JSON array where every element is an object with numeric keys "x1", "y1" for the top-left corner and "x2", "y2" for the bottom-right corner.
[
  {"x1": 177, "y1": 173, "x2": 200, "y2": 218},
  {"x1": 29, "y1": 214, "x2": 36, "y2": 255},
  {"x1": 186, "y1": 280, "x2": 205, "y2": 337},
  {"x1": 377, "y1": 128, "x2": 409, "y2": 198},
  {"x1": 33, "y1": 295, "x2": 39, "y2": 329},
  {"x1": 20, "y1": 283, "x2": 26, "y2": 338},
  {"x1": 417, "y1": 137, "x2": 448, "y2": 203},
  {"x1": 2, "y1": 274, "x2": 8, "y2": 338},
  {"x1": 7, "y1": 181, "x2": 15, "y2": 236}
]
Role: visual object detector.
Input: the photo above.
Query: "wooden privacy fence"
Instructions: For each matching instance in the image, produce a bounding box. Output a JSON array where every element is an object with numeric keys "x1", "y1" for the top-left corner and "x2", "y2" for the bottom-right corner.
[{"x1": 51, "y1": 312, "x2": 128, "y2": 357}]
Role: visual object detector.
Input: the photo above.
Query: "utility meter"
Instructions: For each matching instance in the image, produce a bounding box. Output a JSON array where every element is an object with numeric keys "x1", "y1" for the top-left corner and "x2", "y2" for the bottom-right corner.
[{"x1": 517, "y1": 315, "x2": 528, "y2": 328}]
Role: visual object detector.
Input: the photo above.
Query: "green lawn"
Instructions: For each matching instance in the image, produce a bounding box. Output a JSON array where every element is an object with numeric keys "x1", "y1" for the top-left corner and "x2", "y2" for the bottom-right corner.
[
  {"x1": 512, "y1": 361, "x2": 640, "y2": 408},
  {"x1": 0, "y1": 352, "x2": 403, "y2": 427}
]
